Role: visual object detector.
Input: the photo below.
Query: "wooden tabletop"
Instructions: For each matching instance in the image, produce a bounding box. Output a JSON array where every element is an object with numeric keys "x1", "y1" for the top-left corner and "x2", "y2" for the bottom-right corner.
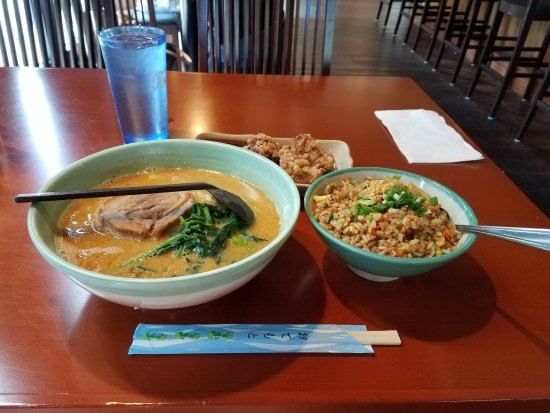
[{"x1": 0, "y1": 68, "x2": 549, "y2": 412}]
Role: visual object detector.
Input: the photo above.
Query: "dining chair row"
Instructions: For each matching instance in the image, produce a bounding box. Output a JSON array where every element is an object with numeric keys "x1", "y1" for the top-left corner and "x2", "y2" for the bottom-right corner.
[
  {"x1": 0, "y1": 0, "x2": 336, "y2": 76},
  {"x1": 0, "y1": 0, "x2": 166, "y2": 70},
  {"x1": 196, "y1": 0, "x2": 336, "y2": 75},
  {"x1": 376, "y1": 0, "x2": 549, "y2": 141}
]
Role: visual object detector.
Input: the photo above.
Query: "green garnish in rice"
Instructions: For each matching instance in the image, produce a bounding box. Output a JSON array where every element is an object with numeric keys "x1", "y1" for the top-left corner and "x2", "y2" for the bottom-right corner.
[{"x1": 355, "y1": 184, "x2": 427, "y2": 216}]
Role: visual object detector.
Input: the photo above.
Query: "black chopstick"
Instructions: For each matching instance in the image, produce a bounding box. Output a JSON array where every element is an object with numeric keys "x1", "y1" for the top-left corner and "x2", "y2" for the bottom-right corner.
[{"x1": 14, "y1": 182, "x2": 217, "y2": 203}]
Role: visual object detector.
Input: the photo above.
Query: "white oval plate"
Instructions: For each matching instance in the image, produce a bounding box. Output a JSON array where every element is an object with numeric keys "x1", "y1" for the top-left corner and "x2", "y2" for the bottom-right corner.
[{"x1": 195, "y1": 132, "x2": 353, "y2": 194}]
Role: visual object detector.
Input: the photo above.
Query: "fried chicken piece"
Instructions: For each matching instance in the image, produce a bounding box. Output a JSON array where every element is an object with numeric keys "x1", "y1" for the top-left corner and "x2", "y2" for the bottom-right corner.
[
  {"x1": 244, "y1": 133, "x2": 280, "y2": 162},
  {"x1": 279, "y1": 134, "x2": 335, "y2": 184}
]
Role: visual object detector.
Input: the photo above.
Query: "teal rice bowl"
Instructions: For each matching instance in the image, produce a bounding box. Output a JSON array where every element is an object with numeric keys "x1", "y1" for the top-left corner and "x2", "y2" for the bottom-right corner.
[
  {"x1": 305, "y1": 167, "x2": 477, "y2": 282},
  {"x1": 27, "y1": 140, "x2": 300, "y2": 309}
]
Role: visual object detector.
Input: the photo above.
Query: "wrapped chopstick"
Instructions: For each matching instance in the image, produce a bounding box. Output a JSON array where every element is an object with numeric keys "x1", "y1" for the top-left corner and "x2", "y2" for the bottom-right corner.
[{"x1": 129, "y1": 324, "x2": 401, "y2": 355}]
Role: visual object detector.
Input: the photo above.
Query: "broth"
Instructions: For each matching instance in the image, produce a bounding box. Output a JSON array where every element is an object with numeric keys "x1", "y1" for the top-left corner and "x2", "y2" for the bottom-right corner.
[{"x1": 55, "y1": 168, "x2": 280, "y2": 278}]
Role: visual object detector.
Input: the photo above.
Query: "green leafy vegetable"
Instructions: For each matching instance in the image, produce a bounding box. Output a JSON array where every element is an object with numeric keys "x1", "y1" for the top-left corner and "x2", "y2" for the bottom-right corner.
[
  {"x1": 230, "y1": 231, "x2": 267, "y2": 251},
  {"x1": 355, "y1": 203, "x2": 374, "y2": 216},
  {"x1": 383, "y1": 185, "x2": 426, "y2": 215},
  {"x1": 230, "y1": 235, "x2": 248, "y2": 247},
  {"x1": 240, "y1": 232, "x2": 267, "y2": 242},
  {"x1": 357, "y1": 197, "x2": 375, "y2": 206},
  {"x1": 371, "y1": 204, "x2": 388, "y2": 212},
  {"x1": 430, "y1": 196, "x2": 438, "y2": 206},
  {"x1": 354, "y1": 184, "x2": 429, "y2": 217},
  {"x1": 123, "y1": 203, "x2": 257, "y2": 271}
]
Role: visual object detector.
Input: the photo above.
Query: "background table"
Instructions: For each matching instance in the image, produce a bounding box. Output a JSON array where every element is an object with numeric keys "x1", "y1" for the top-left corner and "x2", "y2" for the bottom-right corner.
[{"x1": 0, "y1": 68, "x2": 548, "y2": 412}]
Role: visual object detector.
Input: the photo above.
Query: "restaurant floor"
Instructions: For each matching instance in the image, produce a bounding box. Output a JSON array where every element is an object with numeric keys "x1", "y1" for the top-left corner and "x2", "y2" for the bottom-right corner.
[{"x1": 331, "y1": 0, "x2": 550, "y2": 217}]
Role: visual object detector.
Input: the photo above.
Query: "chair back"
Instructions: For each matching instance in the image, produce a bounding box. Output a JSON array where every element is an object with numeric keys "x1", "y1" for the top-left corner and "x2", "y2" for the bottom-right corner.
[
  {"x1": 0, "y1": 0, "x2": 163, "y2": 69},
  {"x1": 111, "y1": 0, "x2": 159, "y2": 26},
  {"x1": 0, "y1": 0, "x2": 110, "y2": 68},
  {"x1": 107, "y1": 0, "x2": 186, "y2": 70},
  {"x1": 196, "y1": 0, "x2": 336, "y2": 75},
  {"x1": 499, "y1": 0, "x2": 550, "y2": 20}
]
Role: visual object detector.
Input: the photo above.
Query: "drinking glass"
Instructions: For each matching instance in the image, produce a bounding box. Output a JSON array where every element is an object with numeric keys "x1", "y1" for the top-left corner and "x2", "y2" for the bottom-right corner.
[{"x1": 99, "y1": 26, "x2": 168, "y2": 144}]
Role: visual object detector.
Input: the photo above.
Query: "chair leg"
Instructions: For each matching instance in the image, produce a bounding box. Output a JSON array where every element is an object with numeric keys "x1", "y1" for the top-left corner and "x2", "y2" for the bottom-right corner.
[
  {"x1": 487, "y1": 13, "x2": 534, "y2": 119},
  {"x1": 523, "y1": 31, "x2": 550, "y2": 100},
  {"x1": 394, "y1": 1, "x2": 406, "y2": 35},
  {"x1": 404, "y1": 1, "x2": 420, "y2": 44},
  {"x1": 450, "y1": 0, "x2": 482, "y2": 83},
  {"x1": 465, "y1": 64, "x2": 483, "y2": 98},
  {"x1": 514, "y1": 103, "x2": 539, "y2": 142},
  {"x1": 472, "y1": 41, "x2": 484, "y2": 65},
  {"x1": 458, "y1": 0, "x2": 475, "y2": 47},
  {"x1": 523, "y1": 77, "x2": 539, "y2": 101},
  {"x1": 376, "y1": 1, "x2": 384, "y2": 21},
  {"x1": 426, "y1": 0, "x2": 452, "y2": 64},
  {"x1": 515, "y1": 69, "x2": 550, "y2": 142},
  {"x1": 477, "y1": 0, "x2": 495, "y2": 39},
  {"x1": 450, "y1": 47, "x2": 465, "y2": 84},
  {"x1": 384, "y1": 0, "x2": 394, "y2": 27},
  {"x1": 473, "y1": 0, "x2": 496, "y2": 65},
  {"x1": 434, "y1": 0, "x2": 459, "y2": 70},
  {"x1": 434, "y1": 40, "x2": 446, "y2": 70},
  {"x1": 411, "y1": 0, "x2": 430, "y2": 51},
  {"x1": 466, "y1": 9, "x2": 503, "y2": 99}
]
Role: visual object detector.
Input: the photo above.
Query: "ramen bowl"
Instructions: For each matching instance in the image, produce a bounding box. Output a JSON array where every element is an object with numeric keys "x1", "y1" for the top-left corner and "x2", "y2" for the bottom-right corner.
[
  {"x1": 27, "y1": 140, "x2": 300, "y2": 309},
  {"x1": 305, "y1": 167, "x2": 477, "y2": 282}
]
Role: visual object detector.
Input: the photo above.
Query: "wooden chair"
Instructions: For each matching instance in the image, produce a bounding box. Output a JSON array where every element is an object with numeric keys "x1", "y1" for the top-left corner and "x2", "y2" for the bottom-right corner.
[
  {"x1": 394, "y1": 0, "x2": 425, "y2": 44},
  {"x1": 411, "y1": 0, "x2": 473, "y2": 62},
  {"x1": 195, "y1": 0, "x2": 336, "y2": 75},
  {"x1": 0, "y1": 0, "x2": 190, "y2": 70},
  {"x1": 465, "y1": 0, "x2": 550, "y2": 119},
  {"x1": 119, "y1": 0, "x2": 181, "y2": 43},
  {"x1": 106, "y1": 0, "x2": 191, "y2": 70},
  {"x1": 0, "y1": 0, "x2": 106, "y2": 68},
  {"x1": 514, "y1": 67, "x2": 550, "y2": 141},
  {"x1": 432, "y1": 0, "x2": 498, "y2": 85}
]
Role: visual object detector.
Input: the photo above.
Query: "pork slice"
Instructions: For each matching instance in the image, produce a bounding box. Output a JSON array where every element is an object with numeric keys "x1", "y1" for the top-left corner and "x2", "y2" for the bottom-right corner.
[{"x1": 97, "y1": 192, "x2": 193, "y2": 239}]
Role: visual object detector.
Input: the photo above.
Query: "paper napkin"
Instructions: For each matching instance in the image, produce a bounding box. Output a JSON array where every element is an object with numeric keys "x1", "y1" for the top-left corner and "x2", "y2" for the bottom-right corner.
[{"x1": 374, "y1": 109, "x2": 484, "y2": 163}]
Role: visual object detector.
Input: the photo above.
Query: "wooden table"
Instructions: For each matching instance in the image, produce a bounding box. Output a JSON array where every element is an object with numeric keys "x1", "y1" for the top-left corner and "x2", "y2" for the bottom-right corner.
[{"x1": 0, "y1": 68, "x2": 548, "y2": 412}]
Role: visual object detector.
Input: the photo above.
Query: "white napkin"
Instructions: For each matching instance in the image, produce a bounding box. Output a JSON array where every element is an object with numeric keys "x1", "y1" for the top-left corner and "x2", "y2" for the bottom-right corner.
[{"x1": 374, "y1": 109, "x2": 484, "y2": 163}]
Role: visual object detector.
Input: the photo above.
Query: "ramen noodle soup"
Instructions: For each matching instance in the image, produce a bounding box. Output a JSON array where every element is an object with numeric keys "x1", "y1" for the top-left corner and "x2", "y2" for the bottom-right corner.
[{"x1": 56, "y1": 168, "x2": 279, "y2": 278}]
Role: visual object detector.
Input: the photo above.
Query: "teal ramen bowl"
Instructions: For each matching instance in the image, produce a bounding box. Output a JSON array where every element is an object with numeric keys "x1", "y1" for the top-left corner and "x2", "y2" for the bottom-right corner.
[
  {"x1": 28, "y1": 140, "x2": 300, "y2": 309},
  {"x1": 305, "y1": 167, "x2": 477, "y2": 282}
]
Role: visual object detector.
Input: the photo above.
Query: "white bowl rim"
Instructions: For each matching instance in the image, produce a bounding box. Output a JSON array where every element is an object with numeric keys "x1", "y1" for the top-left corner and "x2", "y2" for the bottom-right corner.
[{"x1": 27, "y1": 139, "x2": 300, "y2": 284}]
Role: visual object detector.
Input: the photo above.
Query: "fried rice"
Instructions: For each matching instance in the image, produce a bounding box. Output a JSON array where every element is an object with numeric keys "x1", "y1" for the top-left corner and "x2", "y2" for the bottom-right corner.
[{"x1": 312, "y1": 176, "x2": 462, "y2": 258}]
